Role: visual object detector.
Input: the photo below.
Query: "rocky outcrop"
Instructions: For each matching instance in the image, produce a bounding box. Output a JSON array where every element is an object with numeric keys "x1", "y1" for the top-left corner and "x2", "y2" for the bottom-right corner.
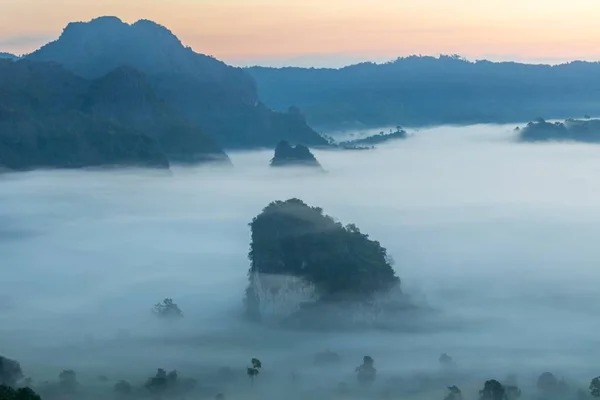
[
  {"x1": 245, "y1": 199, "x2": 404, "y2": 327},
  {"x1": 270, "y1": 141, "x2": 322, "y2": 168}
]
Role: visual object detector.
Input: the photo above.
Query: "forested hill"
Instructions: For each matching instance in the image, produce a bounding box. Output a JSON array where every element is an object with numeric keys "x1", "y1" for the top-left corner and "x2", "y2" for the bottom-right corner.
[
  {"x1": 27, "y1": 16, "x2": 327, "y2": 148},
  {"x1": 247, "y1": 55, "x2": 600, "y2": 130}
]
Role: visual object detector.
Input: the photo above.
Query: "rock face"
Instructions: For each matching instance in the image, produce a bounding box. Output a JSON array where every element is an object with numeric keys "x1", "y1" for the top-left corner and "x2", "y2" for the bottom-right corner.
[
  {"x1": 27, "y1": 16, "x2": 328, "y2": 149},
  {"x1": 0, "y1": 60, "x2": 228, "y2": 170},
  {"x1": 270, "y1": 141, "x2": 321, "y2": 168},
  {"x1": 518, "y1": 118, "x2": 600, "y2": 143},
  {"x1": 245, "y1": 199, "x2": 402, "y2": 327}
]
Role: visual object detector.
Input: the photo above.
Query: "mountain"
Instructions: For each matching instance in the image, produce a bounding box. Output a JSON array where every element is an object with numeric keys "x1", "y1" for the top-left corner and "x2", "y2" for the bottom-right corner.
[
  {"x1": 82, "y1": 66, "x2": 228, "y2": 163},
  {"x1": 270, "y1": 141, "x2": 322, "y2": 168},
  {"x1": 245, "y1": 199, "x2": 402, "y2": 327},
  {"x1": 0, "y1": 60, "x2": 227, "y2": 170},
  {"x1": 247, "y1": 55, "x2": 600, "y2": 130},
  {"x1": 27, "y1": 16, "x2": 328, "y2": 148},
  {"x1": 0, "y1": 53, "x2": 18, "y2": 60},
  {"x1": 518, "y1": 118, "x2": 600, "y2": 143}
]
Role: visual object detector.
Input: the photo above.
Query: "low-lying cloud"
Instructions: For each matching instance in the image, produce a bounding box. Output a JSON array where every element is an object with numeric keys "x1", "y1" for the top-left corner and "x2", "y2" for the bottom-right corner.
[{"x1": 1, "y1": 123, "x2": 599, "y2": 398}]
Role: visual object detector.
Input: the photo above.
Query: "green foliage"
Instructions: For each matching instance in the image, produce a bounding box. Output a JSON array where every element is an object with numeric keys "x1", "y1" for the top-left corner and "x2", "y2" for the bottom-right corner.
[
  {"x1": 246, "y1": 199, "x2": 400, "y2": 315},
  {"x1": 0, "y1": 385, "x2": 41, "y2": 400}
]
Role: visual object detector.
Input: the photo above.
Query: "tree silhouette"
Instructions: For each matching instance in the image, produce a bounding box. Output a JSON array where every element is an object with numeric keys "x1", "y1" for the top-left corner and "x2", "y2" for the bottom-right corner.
[
  {"x1": 0, "y1": 385, "x2": 41, "y2": 400},
  {"x1": 355, "y1": 356, "x2": 376, "y2": 385},
  {"x1": 0, "y1": 356, "x2": 23, "y2": 387},
  {"x1": 58, "y1": 370, "x2": 78, "y2": 394},
  {"x1": 479, "y1": 380, "x2": 506, "y2": 400},
  {"x1": 590, "y1": 377, "x2": 600, "y2": 398},
  {"x1": 445, "y1": 386, "x2": 463, "y2": 400},
  {"x1": 247, "y1": 358, "x2": 262, "y2": 385},
  {"x1": 153, "y1": 298, "x2": 183, "y2": 319},
  {"x1": 537, "y1": 372, "x2": 558, "y2": 397}
]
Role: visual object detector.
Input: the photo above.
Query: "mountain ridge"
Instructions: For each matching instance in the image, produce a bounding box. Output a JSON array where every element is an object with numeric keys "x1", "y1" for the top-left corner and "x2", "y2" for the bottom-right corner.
[
  {"x1": 27, "y1": 16, "x2": 328, "y2": 149},
  {"x1": 247, "y1": 55, "x2": 600, "y2": 130}
]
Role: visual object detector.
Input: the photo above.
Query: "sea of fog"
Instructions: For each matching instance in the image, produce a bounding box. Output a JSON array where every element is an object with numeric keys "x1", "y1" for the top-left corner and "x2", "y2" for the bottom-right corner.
[{"x1": 1, "y1": 123, "x2": 600, "y2": 398}]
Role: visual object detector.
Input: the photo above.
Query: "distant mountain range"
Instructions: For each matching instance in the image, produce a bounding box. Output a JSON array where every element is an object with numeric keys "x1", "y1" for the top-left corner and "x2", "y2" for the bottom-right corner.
[{"x1": 247, "y1": 55, "x2": 600, "y2": 130}]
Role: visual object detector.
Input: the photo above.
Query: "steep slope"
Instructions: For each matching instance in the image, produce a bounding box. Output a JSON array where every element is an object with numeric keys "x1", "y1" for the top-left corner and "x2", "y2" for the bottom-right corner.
[
  {"x1": 83, "y1": 66, "x2": 229, "y2": 163},
  {"x1": 270, "y1": 141, "x2": 322, "y2": 168},
  {"x1": 28, "y1": 16, "x2": 327, "y2": 148},
  {"x1": 248, "y1": 56, "x2": 600, "y2": 130},
  {"x1": 0, "y1": 60, "x2": 169, "y2": 170}
]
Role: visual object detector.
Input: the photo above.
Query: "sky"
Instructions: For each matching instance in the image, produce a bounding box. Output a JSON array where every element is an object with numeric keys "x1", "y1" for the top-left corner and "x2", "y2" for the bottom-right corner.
[{"x1": 2, "y1": 0, "x2": 600, "y2": 67}]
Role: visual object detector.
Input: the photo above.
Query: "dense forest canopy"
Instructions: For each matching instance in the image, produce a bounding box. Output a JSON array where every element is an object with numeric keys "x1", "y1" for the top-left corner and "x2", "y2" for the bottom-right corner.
[
  {"x1": 247, "y1": 55, "x2": 600, "y2": 130},
  {"x1": 518, "y1": 118, "x2": 600, "y2": 143},
  {"x1": 245, "y1": 199, "x2": 400, "y2": 322},
  {"x1": 0, "y1": 59, "x2": 228, "y2": 170}
]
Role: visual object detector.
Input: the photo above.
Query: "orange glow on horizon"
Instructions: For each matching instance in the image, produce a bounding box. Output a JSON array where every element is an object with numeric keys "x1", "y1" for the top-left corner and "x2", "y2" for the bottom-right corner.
[{"x1": 2, "y1": 0, "x2": 600, "y2": 66}]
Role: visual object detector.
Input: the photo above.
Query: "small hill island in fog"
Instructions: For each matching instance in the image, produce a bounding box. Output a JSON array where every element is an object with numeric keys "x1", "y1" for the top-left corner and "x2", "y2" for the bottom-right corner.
[
  {"x1": 245, "y1": 199, "x2": 404, "y2": 329},
  {"x1": 269, "y1": 141, "x2": 322, "y2": 168},
  {"x1": 518, "y1": 118, "x2": 600, "y2": 143}
]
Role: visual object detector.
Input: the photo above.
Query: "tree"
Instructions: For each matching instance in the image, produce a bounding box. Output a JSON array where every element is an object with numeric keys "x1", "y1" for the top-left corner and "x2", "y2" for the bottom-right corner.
[
  {"x1": 247, "y1": 358, "x2": 262, "y2": 385},
  {"x1": 537, "y1": 372, "x2": 558, "y2": 397},
  {"x1": 355, "y1": 356, "x2": 376, "y2": 385},
  {"x1": 153, "y1": 298, "x2": 183, "y2": 319},
  {"x1": 245, "y1": 199, "x2": 401, "y2": 320},
  {"x1": 0, "y1": 385, "x2": 41, "y2": 400},
  {"x1": 58, "y1": 369, "x2": 78, "y2": 394},
  {"x1": 479, "y1": 380, "x2": 506, "y2": 400},
  {"x1": 445, "y1": 386, "x2": 463, "y2": 400},
  {"x1": 590, "y1": 377, "x2": 600, "y2": 398},
  {"x1": 0, "y1": 356, "x2": 23, "y2": 387}
]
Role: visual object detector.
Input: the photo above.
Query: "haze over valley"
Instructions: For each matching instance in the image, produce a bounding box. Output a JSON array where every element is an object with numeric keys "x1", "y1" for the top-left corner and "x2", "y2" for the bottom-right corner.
[{"x1": 3, "y1": 5, "x2": 600, "y2": 400}]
